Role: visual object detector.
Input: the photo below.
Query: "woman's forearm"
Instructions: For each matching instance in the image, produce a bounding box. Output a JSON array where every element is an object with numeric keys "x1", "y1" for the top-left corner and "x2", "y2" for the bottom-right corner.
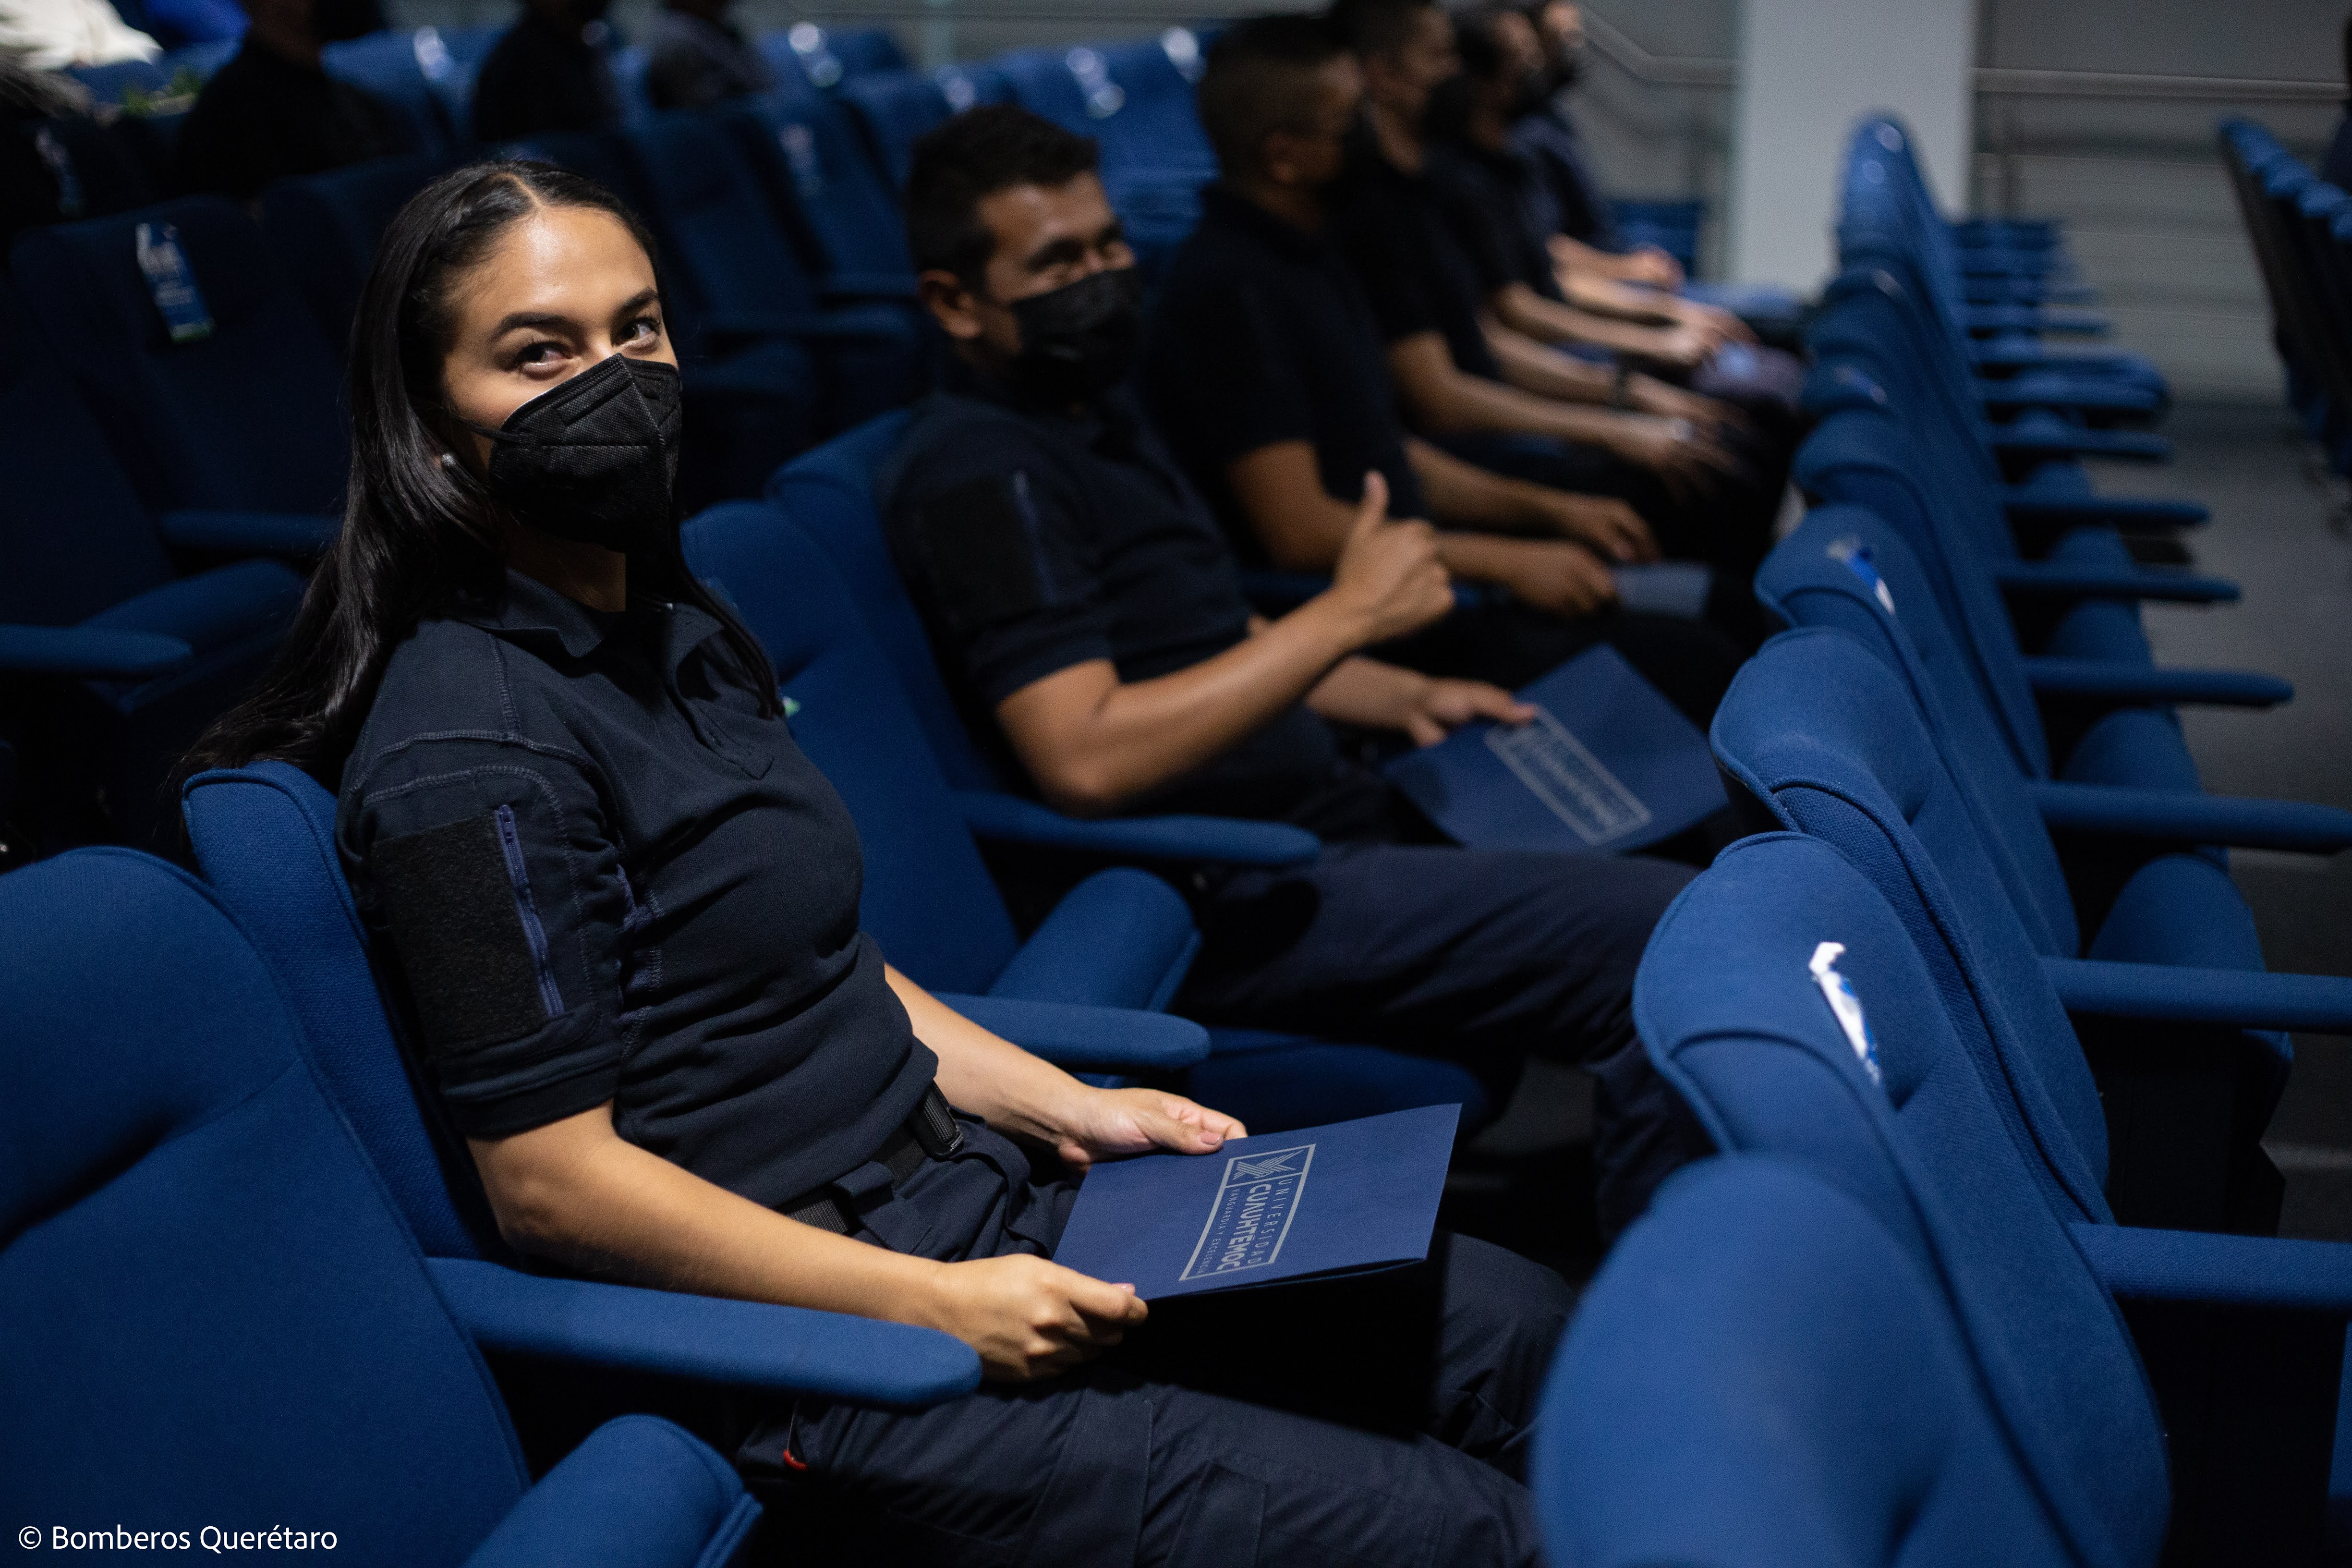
[{"x1": 886, "y1": 963, "x2": 1091, "y2": 1140}]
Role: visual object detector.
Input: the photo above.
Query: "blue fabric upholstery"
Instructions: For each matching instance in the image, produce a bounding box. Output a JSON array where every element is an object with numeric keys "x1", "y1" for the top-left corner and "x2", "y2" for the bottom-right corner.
[
  {"x1": 837, "y1": 69, "x2": 957, "y2": 186},
  {"x1": 0, "y1": 847, "x2": 873, "y2": 1565},
  {"x1": 183, "y1": 759, "x2": 502, "y2": 1259},
  {"x1": 928, "y1": 995, "x2": 1211, "y2": 1071},
  {"x1": 1537, "y1": 1155, "x2": 2095, "y2": 1568},
  {"x1": 1711, "y1": 629, "x2": 2312, "y2": 1232},
  {"x1": 460, "y1": 1416, "x2": 759, "y2": 1568},
  {"x1": 258, "y1": 153, "x2": 448, "y2": 351},
  {"x1": 322, "y1": 29, "x2": 463, "y2": 159},
  {"x1": 13, "y1": 196, "x2": 351, "y2": 517},
  {"x1": 1635, "y1": 832, "x2": 2352, "y2": 1562},
  {"x1": 720, "y1": 92, "x2": 916, "y2": 285}
]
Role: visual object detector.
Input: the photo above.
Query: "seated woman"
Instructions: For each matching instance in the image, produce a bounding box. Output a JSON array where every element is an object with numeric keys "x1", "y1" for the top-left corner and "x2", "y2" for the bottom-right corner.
[{"x1": 182, "y1": 161, "x2": 1570, "y2": 1566}]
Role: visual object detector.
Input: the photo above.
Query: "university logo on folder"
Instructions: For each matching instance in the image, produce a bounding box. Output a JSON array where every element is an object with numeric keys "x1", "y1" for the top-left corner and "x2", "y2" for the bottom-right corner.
[
  {"x1": 1053, "y1": 1105, "x2": 1458, "y2": 1300},
  {"x1": 1382, "y1": 644, "x2": 1724, "y2": 854}
]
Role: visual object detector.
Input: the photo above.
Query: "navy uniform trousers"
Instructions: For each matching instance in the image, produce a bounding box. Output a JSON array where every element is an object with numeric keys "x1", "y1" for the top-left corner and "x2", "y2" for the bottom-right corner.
[
  {"x1": 1181, "y1": 841, "x2": 1709, "y2": 1242},
  {"x1": 739, "y1": 1121, "x2": 1571, "y2": 1567}
]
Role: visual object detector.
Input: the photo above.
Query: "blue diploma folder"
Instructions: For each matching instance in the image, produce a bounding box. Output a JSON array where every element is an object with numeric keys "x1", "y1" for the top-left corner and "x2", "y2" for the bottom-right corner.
[
  {"x1": 1051, "y1": 1105, "x2": 1460, "y2": 1300},
  {"x1": 1382, "y1": 644, "x2": 1724, "y2": 854}
]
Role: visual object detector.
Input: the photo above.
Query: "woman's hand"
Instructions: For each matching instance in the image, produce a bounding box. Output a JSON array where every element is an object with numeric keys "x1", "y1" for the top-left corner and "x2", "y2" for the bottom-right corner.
[
  {"x1": 1048, "y1": 1086, "x2": 1249, "y2": 1171},
  {"x1": 921, "y1": 1253, "x2": 1149, "y2": 1381}
]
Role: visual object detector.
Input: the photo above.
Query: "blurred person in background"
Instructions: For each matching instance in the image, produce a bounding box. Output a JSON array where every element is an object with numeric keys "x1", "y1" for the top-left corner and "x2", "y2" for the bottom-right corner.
[{"x1": 173, "y1": 0, "x2": 404, "y2": 199}]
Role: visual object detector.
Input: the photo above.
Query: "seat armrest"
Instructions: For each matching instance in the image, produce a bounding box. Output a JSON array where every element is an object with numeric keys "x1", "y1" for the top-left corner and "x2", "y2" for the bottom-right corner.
[
  {"x1": 2042, "y1": 956, "x2": 2352, "y2": 1034},
  {"x1": 158, "y1": 509, "x2": 340, "y2": 557},
  {"x1": 425, "y1": 1257, "x2": 980, "y2": 1406},
  {"x1": 932, "y1": 993, "x2": 1211, "y2": 1070},
  {"x1": 2070, "y1": 1223, "x2": 2352, "y2": 1314},
  {"x1": 2022, "y1": 657, "x2": 2293, "y2": 709},
  {"x1": 953, "y1": 790, "x2": 1321, "y2": 867},
  {"x1": 0, "y1": 623, "x2": 192, "y2": 679},
  {"x1": 2030, "y1": 781, "x2": 2352, "y2": 853},
  {"x1": 2001, "y1": 491, "x2": 2209, "y2": 529},
  {"x1": 817, "y1": 270, "x2": 920, "y2": 302},
  {"x1": 1993, "y1": 560, "x2": 2237, "y2": 604}
]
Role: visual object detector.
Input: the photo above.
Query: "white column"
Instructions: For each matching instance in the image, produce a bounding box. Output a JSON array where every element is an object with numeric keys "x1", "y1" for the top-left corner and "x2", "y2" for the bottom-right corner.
[{"x1": 1727, "y1": 0, "x2": 1977, "y2": 292}]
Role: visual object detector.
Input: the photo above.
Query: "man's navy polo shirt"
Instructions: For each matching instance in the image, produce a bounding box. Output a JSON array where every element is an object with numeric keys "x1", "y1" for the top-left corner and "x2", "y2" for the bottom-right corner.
[
  {"x1": 1142, "y1": 183, "x2": 1431, "y2": 558},
  {"x1": 1330, "y1": 128, "x2": 1503, "y2": 380},
  {"x1": 338, "y1": 568, "x2": 934, "y2": 1211},
  {"x1": 876, "y1": 360, "x2": 1396, "y2": 836},
  {"x1": 1511, "y1": 100, "x2": 1627, "y2": 252}
]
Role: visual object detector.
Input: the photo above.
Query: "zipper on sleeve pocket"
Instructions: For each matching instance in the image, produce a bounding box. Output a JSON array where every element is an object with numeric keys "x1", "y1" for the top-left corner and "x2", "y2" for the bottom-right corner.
[{"x1": 493, "y1": 803, "x2": 566, "y2": 1020}]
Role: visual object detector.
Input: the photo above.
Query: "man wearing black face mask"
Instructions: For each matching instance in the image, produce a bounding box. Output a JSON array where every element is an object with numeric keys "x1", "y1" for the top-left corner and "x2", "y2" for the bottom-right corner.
[
  {"x1": 172, "y1": 0, "x2": 407, "y2": 201},
  {"x1": 884, "y1": 105, "x2": 1714, "y2": 1250},
  {"x1": 471, "y1": 0, "x2": 625, "y2": 143}
]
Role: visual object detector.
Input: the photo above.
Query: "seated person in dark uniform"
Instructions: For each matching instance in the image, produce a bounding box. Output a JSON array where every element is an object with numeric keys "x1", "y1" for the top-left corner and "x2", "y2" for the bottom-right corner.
[
  {"x1": 186, "y1": 159, "x2": 1572, "y2": 1568},
  {"x1": 887, "y1": 104, "x2": 1712, "y2": 1244},
  {"x1": 172, "y1": 0, "x2": 406, "y2": 201},
  {"x1": 1509, "y1": 0, "x2": 1685, "y2": 290},
  {"x1": 1437, "y1": 5, "x2": 1802, "y2": 426},
  {"x1": 470, "y1": 0, "x2": 623, "y2": 144},
  {"x1": 1322, "y1": 0, "x2": 1777, "y2": 617},
  {"x1": 1144, "y1": 16, "x2": 1742, "y2": 710},
  {"x1": 643, "y1": 0, "x2": 771, "y2": 111}
]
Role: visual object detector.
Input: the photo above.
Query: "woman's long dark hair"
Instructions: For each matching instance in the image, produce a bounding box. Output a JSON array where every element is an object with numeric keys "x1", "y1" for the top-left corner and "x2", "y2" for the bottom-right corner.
[{"x1": 181, "y1": 160, "x2": 778, "y2": 789}]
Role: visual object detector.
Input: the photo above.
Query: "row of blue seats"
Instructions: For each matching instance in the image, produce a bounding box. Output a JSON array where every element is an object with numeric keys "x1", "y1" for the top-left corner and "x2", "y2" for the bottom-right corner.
[
  {"x1": 1524, "y1": 116, "x2": 2352, "y2": 1563},
  {"x1": 2224, "y1": 119, "x2": 2352, "y2": 474}
]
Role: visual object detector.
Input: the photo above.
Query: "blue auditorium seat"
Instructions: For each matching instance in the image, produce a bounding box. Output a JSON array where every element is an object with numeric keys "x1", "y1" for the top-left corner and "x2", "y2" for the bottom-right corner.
[
  {"x1": 0, "y1": 847, "x2": 980, "y2": 1563},
  {"x1": 836, "y1": 69, "x2": 957, "y2": 187},
  {"x1": 680, "y1": 498, "x2": 1493, "y2": 1132},
  {"x1": 1758, "y1": 506, "x2": 2352, "y2": 857},
  {"x1": 12, "y1": 195, "x2": 350, "y2": 522},
  {"x1": 259, "y1": 153, "x2": 447, "y2": 351},
  {"x1": 716, "y1": 91, "x2": 918, "y2": 288},
  {"x1": 1631, "y1": 832, "x2": 2352, "y2": 1564},
  {"x1": 322, "y1": 29, "x2": 467, "y2": 160},
  {"x1": 1539, "y1": 1155, "x2": 2122, "y2": 1568},
  {"x1": 1712, "y1": 628, "x2": 2352, "y2": 1234},
  {"x1": 181, "y1": 757, "x2": 1212, "y2": 1260},
  {"x1": 761, "y1": 22, "x2": 908, "y2": 94},
  {"x1": 625, "y1": 110, "x2": 922, "y2": 433}
]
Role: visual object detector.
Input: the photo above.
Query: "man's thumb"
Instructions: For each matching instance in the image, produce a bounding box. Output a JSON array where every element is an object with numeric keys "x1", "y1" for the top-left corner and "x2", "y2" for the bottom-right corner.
[{"x1": 1350, "y1": 471, "x2": 1390, "y2": 535}]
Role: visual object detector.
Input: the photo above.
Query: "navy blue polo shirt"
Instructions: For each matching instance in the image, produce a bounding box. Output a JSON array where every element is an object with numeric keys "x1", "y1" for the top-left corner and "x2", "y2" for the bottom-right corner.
[
  {"x1": 875, "y1": 361, "x2": 1397, "y2": 837},
  {"x1": 1331, "y1": 128, "x2": 1503, "y2": 380},
  {"x1": 1511, "y1": 101, "x2": 1626, "y2": 252},
  {"x1": 1426, "y1": 139, "x2": 1565, "y2": 301},
  {"x1": 1141, "y1": 183, "x2": 1430, "y2": 559},
  {"x1": 337, "y1": 568, "x2": 935, "y2": 1211}
]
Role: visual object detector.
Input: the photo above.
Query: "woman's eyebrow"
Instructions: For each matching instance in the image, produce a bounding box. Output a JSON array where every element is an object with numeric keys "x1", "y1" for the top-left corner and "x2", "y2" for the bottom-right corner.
[
  {"x1": 613, "y1": 287, "x2": 661, "y2": 317},
  {"x1": 489, "y1": 309, "x2": 577, "y2": 338}
]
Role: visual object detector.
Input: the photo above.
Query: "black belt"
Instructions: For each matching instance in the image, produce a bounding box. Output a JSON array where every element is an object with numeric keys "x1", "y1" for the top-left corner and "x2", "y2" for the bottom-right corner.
[{"x1": 782, "y1": 1083, "x2": 965, "y2": 1236}]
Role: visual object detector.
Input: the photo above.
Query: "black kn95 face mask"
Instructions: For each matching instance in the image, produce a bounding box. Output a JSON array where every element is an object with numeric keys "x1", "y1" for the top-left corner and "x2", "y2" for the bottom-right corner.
[{"x1": 469, "y1": 353, "x2": 683, "y2": 553}]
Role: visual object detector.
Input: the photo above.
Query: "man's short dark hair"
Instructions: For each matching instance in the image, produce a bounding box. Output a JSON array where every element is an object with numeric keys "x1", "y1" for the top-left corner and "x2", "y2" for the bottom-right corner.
[
  {"x1": 1326, "y1": 0, "x2": 1437, "y2": 60},
  {"x1": 904, "y1": 104, "x2": 1100, "y2": 282},
  {"x1": 1197, "y1": 14, "x2": 1347, "y2": 175}
]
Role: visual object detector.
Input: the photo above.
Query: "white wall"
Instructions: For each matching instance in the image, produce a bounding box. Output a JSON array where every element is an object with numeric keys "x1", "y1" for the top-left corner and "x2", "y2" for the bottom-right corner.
[{"x1": 1728, "y1": 0, "x2": 1978, "y2": 291}]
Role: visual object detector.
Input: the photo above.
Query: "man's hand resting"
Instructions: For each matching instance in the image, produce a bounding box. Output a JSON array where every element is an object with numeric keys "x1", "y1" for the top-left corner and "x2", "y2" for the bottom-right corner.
[
  {"x1": 1310, "y1": 657, "x2": 1535, "y2": 746},
  {"x1": 1534, "y1": 492, "x2": 1656, "y2": 563}
]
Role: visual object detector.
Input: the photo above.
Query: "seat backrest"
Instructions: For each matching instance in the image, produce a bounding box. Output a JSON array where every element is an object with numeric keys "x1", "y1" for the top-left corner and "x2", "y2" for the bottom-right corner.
[
  {"x1": 678, "y1": 500, "x2": 1023, "y2": 993},
  {"x1": 719, "y1": 92, "x2": 913, "y2": 279},
  {"x1": 321, "y1": 28, "x2": 461, "y2": 158},
  {"x1": 1092, "y1": 35, "x2": 1217, "y2": 178},
  {"x1": 1757, "y1": 504, "x2": 2080, "y2": 958},
  {"x1": 0, "y1": 848, "x2": 528, "y2": 1556},
  {"x1": 12, "y1": 196, "x2": 350, "y2": 516},
  {"x1": 258, "y1": 153, "x2": 446, "y2": 353},
  {"x1": 626, "y1": 110, "x2": 824, "y2": 320},
  {"x1": 1710, "y1": 627, "x2": 2114, "y2": 1224},
  {"x1": 765, "y1": 410, "x2": 1004, "y2": 791},
  {"x1": 1625, "y1": 835, "x2": 2167, "y2": 1568},
  {"x1": 182, "y1": 760, "x2": 502, "y2": 1260},
  {"x1": 0, "y1": 283, "x2": 176, "y2": 628},
  {"x1": 1538, "y1": 1155, "x2": 2132, "y2": 1568},
  {"x1": 836, "y1": 69, "x2": 952, "y2": 187}
]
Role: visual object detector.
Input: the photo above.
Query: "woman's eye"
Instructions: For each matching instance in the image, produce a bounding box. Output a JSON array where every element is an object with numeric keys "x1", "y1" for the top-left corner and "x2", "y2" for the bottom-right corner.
[
  {"x1": 628, "y1": 316, "x2": 663, "y2": 343},
  {"x1": 515, "y1": 340, "x2": 564, "y2": 367}
]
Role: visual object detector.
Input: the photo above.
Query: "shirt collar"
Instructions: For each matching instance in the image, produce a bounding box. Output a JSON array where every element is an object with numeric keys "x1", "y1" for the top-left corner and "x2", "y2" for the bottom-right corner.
[
  {"x1": 456, "y1": 570, "x2": 731, "y2": 677},
  {"x1": 1200, "y1": 183, "x2": 1330, "y2": 262}
]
